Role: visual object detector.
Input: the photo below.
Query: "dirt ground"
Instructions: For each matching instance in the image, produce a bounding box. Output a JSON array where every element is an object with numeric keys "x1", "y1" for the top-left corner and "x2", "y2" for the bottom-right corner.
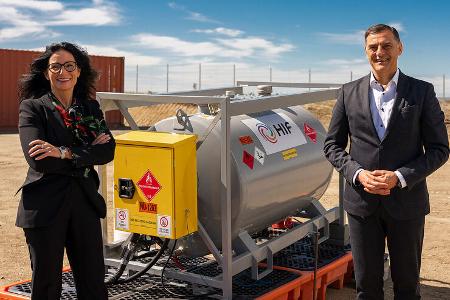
[{"x1": 0, "y1": 101, "x2": 449, "y2": 299}]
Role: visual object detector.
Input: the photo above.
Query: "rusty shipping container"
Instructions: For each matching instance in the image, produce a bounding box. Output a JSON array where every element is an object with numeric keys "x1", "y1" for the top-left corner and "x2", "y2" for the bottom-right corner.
[{"x1": 0, "y1": 48, "x2": 124, "y2": 129}]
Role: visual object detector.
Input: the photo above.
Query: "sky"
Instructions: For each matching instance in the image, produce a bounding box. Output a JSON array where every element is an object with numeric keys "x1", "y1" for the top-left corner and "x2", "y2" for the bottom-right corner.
[{"x1": 1, "y1": 0, "x2": 449, "y2": 95}]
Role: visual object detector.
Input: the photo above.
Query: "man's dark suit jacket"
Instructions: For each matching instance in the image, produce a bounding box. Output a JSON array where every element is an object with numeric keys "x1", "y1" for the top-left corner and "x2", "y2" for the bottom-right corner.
[
  {"x1": 16, "y1": 93, "x2": 116, "y2": 228},
  {"x1": 324, "y1": 71, "x2": 449, "y2": 220}
]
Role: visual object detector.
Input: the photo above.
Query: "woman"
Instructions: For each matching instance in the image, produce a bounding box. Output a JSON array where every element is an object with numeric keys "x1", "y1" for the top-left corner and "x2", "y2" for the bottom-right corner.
[{"x1": 16, "y1": 42, "x2": 115, "y2": 299}]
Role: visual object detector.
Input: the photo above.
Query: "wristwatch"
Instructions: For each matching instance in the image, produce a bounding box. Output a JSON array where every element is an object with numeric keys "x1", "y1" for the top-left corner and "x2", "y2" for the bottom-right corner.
[{"x1": 59, "y1": 146, "x2": 69, "y2": 159}]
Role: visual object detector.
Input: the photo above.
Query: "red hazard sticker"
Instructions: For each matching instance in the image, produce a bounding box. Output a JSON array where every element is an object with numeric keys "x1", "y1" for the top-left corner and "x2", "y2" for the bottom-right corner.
[
  {"x1": 243, "y1": 150, "x2": 254, "y2": 170},
  {"x1": 304, "y1": 123, "x2": 317, "y2": 143},
  {"x1": 137, "y1": 170, "x2": 162, "y2": 202},
  {"x1": 239, "y1": 135, "x2": 254, "y2": 145}
]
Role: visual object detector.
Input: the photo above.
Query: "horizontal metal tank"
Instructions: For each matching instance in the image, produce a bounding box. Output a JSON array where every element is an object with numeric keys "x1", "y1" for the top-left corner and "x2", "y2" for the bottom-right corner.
[{"x1": 153, "y1": 102, "x2": 333, "y2": 256}]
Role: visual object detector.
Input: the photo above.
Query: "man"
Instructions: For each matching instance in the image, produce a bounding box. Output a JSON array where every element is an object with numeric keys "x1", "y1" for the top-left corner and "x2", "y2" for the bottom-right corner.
[{"x1": 324, "y1": 24, "x2": 449, "y2": 299}]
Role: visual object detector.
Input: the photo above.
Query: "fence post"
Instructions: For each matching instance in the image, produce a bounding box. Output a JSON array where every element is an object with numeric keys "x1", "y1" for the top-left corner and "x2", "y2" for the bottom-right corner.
[
  {"x1": 233, "y1": 64, "x2": 236, "y2": 86},
  {"x1": 135, "y1": 64, "x2": 138, "y2": 93},
  {"x1": 199, "y1": 63, "x2": 202, "y2": 90},
  {"x1": 269, "y1": 65, "x2": 272, "y2": 82},
  {"x1": 166, "y1": 64, "x2": 169, "y2": 93},
  {"x1": 350, "y1": 71, "x2": 353, "y2": 82},
  {"x1": 308, "y1": 68, "x2": 311, "y2": 91},
  {"x1": 443, "y1": 74, "x2": 446, "y2": 100}
]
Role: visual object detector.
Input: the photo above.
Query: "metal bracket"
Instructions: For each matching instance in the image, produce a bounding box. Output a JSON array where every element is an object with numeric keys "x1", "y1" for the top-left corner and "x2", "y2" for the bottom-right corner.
[
  {"x1": 251, "y1": 245, "x2": 273, "y2": 280},
  {"x1": 197, "y1": 222, "x2": 223, "y2": 264},
  {"x1": 236, "y1": 231, "x2": 274, "y2": 280}
]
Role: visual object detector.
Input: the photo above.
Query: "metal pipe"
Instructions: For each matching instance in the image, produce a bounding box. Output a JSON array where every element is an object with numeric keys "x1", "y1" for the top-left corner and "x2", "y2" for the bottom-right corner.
[{"x1": 220, "y1": 97, "x2": 232, "y2": 299}]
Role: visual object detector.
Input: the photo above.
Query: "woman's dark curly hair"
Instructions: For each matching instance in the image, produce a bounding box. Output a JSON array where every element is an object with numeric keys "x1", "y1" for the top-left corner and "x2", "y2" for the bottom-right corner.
[{"x1": 19, "y1": 42, "x2": 98, "y2": 102}]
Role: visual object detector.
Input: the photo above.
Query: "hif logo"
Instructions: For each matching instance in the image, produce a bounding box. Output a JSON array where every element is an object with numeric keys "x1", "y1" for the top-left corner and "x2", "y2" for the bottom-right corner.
[{"x1": 256, "y1": 123, "x2": 278, "y2": 143}]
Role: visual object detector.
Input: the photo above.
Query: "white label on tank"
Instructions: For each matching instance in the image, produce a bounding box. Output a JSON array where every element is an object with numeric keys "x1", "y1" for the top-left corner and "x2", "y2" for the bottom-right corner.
[
  {"x1": 157, "y1": 215, "x2": 172, "y2": 237},
  {"x1": 241, "y1": 112, "x2": 307, "y2": 155},
  {"x1": 254, "y1": 146, "x2": 265, "y2": 165},
  {"x1": 116, "y1": 208, "x2": 129, "y2": 230}
]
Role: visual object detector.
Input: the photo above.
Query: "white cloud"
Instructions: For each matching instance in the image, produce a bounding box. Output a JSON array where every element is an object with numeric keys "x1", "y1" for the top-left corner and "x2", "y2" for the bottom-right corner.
[
  {"x1": 82, "y1": 44, "x2": 162, "y2": 66},
  {"x1": 388, "y1": 22, "x2": 404, "y2": 32},
  {"x1": 319, "y1": 30, "x2": 365, "y2": 45},
  {"x1": 216, "y1": 37, "x2": 295, "y2": 58},
  {"x1": 320, "y1": 23, "x2": 406, "y2": 45},
  {"x1": 0, "y1": 6, "x2": 59, "y2": 41},
  {"x1": 192, "y1": 27, "x2": 243, "y2": 37},
  {"x1": 132, "y1": 34, "x2": 225, "y2": 57},
  {"x1": 168, "y1": 2, "x2": 220, "y2": 24},
  {"x1": 0, "y1": 0, "x2": 63, "y2": 11},
  {"x1": 0, "y1": 0, "x2": 121, "y2": 42},
  {"x1": 46, "y1": 6, "x2": 120, "y2": 26},
  {"x1": 321, "y1": 58, "x2": 366, "y2": 65},
  {"x1": 186, "y1": 12, "x2": 219, "y2": 23},
  {"x1": 132, "y1": 33, "x2": 294, "y2": 60}
]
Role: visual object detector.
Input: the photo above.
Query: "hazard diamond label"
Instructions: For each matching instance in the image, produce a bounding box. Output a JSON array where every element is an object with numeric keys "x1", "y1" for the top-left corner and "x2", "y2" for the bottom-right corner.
[
  {"x1": 137, "y1": 170, "x2": 162, "y2": 202},
  {"x1": 243, "y1": 150, "x2": 254, "y2": 170},
  {"x1": 304, "y1": 123, "x2": 317, "y2": 143}
]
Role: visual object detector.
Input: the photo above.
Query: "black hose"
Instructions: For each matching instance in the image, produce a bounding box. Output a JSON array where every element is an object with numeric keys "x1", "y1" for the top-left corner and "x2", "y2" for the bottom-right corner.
[
  {"x1": 105, "y1": 235, "x2": 169, "y2": 285},
  {"x1": 105, "y1": 233, "x2": 141, "y2": 284},
  {"x1": 115, "y1": 238, "x2": 170, "y2": 284}
]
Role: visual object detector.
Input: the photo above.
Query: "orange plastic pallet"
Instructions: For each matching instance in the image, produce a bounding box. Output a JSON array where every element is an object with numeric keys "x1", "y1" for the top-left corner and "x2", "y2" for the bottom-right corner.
[
  {"x1": 0, "y1": 267, "x2": 71, "y2": 300},
  {"x1": 256, "y1": 270, "x2": 313, "y2": 300},
  {"x1": 275, "y1": 252, "x2": 354, "y2": 300},
  {"x1": 0, "y1": 283, "x2": 29, "y2": 300}
]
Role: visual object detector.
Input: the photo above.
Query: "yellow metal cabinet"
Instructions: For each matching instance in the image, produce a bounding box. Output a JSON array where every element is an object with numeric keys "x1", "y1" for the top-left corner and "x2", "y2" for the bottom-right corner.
[{"x1": 113, "y1": 131, "x2": 197, "y2": 239}]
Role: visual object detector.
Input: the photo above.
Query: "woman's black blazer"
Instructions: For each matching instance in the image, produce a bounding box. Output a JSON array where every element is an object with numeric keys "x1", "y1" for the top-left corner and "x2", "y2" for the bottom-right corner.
[{"x1": 16, "y1": 93, "x2": 115, "y2": 228}]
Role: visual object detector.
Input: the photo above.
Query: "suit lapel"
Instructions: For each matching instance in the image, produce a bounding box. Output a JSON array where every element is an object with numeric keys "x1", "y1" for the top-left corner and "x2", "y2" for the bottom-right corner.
[
  {"x1": 383, "y1": 71, "x2": 409, "y2": 140},
  {"x1": 359, "y1": 74, "x2": 381, "y2": 144}
]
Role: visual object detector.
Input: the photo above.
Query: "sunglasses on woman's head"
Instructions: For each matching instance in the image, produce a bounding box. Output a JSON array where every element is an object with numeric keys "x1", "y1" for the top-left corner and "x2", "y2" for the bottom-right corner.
[{"x1": 48, "y1": 61, "x2": 78, "y2": 73}]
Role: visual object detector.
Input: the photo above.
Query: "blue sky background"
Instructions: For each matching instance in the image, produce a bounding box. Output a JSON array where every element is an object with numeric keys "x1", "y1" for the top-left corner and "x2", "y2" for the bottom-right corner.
[{"x1": 1, "y1": 0, "x2": 449, "y2": 95}]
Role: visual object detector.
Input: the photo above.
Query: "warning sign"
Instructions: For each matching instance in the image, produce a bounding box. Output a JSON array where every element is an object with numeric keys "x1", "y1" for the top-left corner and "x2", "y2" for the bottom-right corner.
[
  {"x1": 304, "y1": 123, "x2": 317, "y2": 143},
  {"x1": 137, "y1": 170, "x2": 162, "y2": 202},
  {"x1": 239, "y1": 135, "x2": 254, "y2": 145},
  {"x1": 241, "y1": 113, "x2": 307, "y2": 155},
  {"x1": 243, "y1": 150, "x2": 254, "y2": 169},
  {"x1": 282, "y1": 148, "x2": 298, "y2": 160},
  {"x1": 115, "y1": 208, "x2": 129, "y2": 230},
  {"x1": 254, "y1": 146, "x2": 265, "y2": 165},
  {"x1": 157, "y1": 215, "x2": 171, "y2": 237},
  {"x1": 139, "y1": 202, "x2": 157, "y2": 214}
]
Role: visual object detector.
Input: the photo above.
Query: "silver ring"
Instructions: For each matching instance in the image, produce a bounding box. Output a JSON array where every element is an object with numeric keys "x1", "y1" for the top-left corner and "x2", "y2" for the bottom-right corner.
[{"x1": 41, "y1": 144, "x2": 44, "y2": 149}]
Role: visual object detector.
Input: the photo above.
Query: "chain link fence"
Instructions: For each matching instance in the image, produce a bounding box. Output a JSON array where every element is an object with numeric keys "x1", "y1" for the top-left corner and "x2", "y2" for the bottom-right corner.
[{"x1": 125, "y1": 63, "x2": 449, "y2": 100}]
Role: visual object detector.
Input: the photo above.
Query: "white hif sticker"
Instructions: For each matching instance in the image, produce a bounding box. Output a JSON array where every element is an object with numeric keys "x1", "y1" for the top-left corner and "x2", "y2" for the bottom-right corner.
[
  {"x1": 115, "y1": 208, "x2": 129, "y2": 230},
  {"x1": 157, "y1": 215, "x2": 172, "y2": 237},
  {"x1": 241, "y1": 112, "x2": 307, "y2": 155},
  {"x1": 254, "y1": 146, "x2": 265, "y2": 165}
]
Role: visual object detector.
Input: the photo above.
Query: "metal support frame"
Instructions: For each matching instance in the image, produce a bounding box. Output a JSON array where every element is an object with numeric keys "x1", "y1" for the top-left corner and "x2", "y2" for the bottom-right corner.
[{"x1": 98, "y1": 83, "x2": 346, "y2": 299}]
